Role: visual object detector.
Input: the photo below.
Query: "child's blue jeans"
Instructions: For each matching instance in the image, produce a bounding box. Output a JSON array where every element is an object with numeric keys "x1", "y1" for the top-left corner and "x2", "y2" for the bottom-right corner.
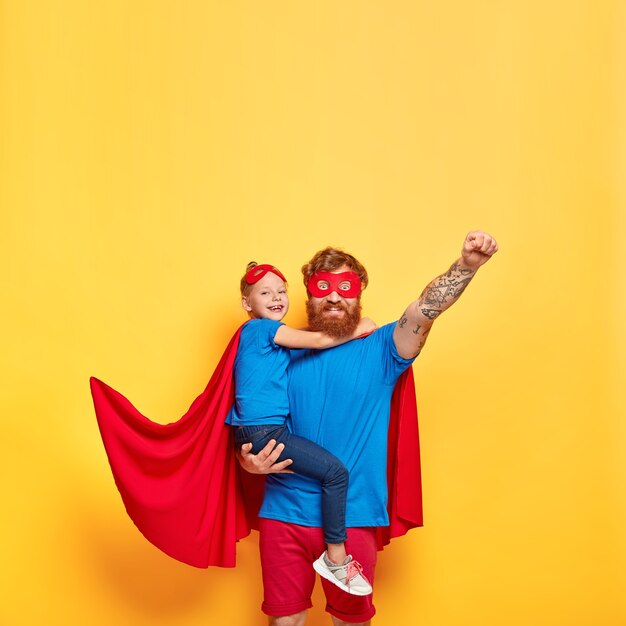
[{"x1": 234, "y1": 423, "x2": 349, "y2": 545}]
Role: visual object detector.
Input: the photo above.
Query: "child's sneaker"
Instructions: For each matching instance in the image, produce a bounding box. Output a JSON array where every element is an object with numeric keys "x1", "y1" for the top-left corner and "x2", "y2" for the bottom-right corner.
[{"x1": 313, "y1": 551, "x2": 373, "y2": 596}]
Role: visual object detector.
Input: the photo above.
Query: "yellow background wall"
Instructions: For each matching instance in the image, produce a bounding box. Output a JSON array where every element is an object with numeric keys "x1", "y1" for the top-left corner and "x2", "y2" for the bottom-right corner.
[{"x1": 1, "y1": 1, "x2": 624, "y2": 625}]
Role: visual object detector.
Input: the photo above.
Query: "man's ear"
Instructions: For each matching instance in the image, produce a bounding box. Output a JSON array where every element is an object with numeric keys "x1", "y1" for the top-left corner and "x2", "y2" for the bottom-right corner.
[{"x1": 242, "y1": 296, "x2": 252, "y2": 312}]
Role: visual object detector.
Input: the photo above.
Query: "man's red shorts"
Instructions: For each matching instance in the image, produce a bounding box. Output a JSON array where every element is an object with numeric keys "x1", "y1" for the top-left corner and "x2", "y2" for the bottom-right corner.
[{"x1": 259, "y1": 518, "x2": 377, "y2": 623}]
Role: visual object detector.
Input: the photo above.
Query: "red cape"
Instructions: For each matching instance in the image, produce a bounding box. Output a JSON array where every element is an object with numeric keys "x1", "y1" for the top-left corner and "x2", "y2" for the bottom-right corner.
[{"x1": 90, "y1": 326, "x2": 423, "y2": 568}]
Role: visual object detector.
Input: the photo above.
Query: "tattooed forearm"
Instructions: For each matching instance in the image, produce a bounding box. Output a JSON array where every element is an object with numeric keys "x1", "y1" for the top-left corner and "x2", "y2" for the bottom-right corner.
[
  {"x1": 395, "y1": 259, "x2": 476, "y2": 358},
  {"x1": 417, "y1": 261, "x2": 476, "y2": 320},
  {"x1": 394, "y1": 251, "x2": 487, "y2": 358},
  {"x1": 446, "y1": 262, "x2": 474, "y2": 277}
]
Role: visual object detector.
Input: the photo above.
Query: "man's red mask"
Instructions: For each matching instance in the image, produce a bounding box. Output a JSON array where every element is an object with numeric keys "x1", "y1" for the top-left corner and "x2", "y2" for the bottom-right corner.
[
  {"x1": 245, "y1": 264, "x2": 287, "y2": 285},
  {"x1": 307, "y1": 271, "x2": 362, "y2": 298}
]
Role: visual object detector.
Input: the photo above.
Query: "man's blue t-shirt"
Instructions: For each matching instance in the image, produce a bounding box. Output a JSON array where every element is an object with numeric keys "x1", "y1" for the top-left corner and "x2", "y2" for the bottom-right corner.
[
  {"x1": 259, "y1": 322, "x2": 415, "y2": 528},
  {"x1": 225, "y1": 318, "x2": 289, "y2": 426}
]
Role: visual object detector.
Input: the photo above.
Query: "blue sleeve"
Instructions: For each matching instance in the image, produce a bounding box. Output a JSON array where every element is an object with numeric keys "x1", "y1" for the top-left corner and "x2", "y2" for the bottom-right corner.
[
  {"x1": 374, "y1": 322, "x2": 416, "y2": 384},
  {"x1": 249, "y1": 318, "x2": 284, "y2": 354}
]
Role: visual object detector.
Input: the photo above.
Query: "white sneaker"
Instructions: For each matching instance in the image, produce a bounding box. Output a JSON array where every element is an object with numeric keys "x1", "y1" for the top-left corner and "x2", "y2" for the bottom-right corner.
[{"x1": 313, "y1": 551, "x2": 373, "y2": 596}]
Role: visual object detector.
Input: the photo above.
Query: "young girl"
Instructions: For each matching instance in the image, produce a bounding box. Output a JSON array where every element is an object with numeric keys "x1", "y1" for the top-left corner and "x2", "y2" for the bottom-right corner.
[{"x1": 226, "y1": 262, "x2": 374, "y2": 596}]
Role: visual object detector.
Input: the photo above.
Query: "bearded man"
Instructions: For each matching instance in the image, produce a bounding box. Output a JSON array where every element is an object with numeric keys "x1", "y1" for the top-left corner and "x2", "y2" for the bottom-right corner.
[{"x1": 239, "y1": 230, "x2": 498, "y2": 626}]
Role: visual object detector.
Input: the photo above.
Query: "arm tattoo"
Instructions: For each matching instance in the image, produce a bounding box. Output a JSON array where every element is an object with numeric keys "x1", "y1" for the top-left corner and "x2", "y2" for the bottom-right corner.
[
  {"x1": 398, "y1": 312, "x2": 408, "y2": 328},
  {"x1": 446, "y1": 262, "x2": 474, "y2": 277},
  {"x1": 417, "y1": 262, "x2": 476, "y2": 319}
]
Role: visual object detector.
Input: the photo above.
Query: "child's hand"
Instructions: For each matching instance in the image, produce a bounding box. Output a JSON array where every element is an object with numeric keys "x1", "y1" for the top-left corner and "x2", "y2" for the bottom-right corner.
[{"x1": 355, "y1": 317, "x2": 377, "y2": 337}]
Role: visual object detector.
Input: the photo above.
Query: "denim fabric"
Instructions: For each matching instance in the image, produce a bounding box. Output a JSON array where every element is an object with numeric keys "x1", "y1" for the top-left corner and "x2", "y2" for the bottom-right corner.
[{"x1": 235, "y1": 424, "x2": 349, "y2": 545}]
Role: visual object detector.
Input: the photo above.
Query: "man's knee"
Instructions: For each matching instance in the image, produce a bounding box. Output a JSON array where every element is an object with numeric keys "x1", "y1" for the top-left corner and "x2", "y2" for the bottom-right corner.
[{"x1": 269, "y1": 610, "x2": 307, "y2": 626}]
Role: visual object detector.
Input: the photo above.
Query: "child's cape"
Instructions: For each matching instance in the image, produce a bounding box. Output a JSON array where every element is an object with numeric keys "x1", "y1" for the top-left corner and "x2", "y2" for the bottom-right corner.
[{"x1": 90, "y1": 325, "x2": 423, "y2": 568}]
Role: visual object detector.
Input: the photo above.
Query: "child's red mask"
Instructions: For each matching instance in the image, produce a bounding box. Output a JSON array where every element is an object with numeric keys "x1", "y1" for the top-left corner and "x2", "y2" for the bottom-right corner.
[{"x1": 245, "y1": 264, "x2": 287, "y2": 285}]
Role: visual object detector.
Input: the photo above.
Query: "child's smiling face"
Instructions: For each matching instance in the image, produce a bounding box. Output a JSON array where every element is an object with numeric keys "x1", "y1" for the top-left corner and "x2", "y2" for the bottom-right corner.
[{"x1": 242, "y1": 271, "x2": 289, "y2": 321}]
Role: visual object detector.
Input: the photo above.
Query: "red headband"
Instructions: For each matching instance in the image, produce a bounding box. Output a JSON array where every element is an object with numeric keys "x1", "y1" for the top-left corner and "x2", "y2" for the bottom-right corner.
[
  {"x1": 307, "y1": 271, "x2": 362, "y2": 298},
  {"x1": 245, "y1": 264, "x2": 287, "y2": 285}
]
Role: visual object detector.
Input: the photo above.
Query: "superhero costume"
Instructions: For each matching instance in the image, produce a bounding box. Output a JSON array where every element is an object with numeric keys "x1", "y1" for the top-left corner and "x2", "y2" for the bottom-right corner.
[{"x1": 90, "y1": 324, "x2": 423, "y2": 568}]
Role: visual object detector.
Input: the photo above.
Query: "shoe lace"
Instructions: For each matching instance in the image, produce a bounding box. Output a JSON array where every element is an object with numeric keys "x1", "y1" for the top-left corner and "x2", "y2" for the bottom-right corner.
[{"x1": 345, "y1": 559, "x2": 365, "y2": 588}]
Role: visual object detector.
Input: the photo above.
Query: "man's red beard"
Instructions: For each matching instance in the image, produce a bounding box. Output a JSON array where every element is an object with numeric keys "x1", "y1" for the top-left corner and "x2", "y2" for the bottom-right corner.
[{"x1": 306, "y1": 298, "x2": 362, "y2": 339}]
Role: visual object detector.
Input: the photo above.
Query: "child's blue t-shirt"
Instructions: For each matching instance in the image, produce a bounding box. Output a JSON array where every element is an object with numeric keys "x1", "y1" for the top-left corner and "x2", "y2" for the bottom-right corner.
[
  {"x1": 225, "y1": 318, "x2": 289, "y2": 426},
  {"x1": 258, "y1": 322, "x2": 415, "y2": 528}
]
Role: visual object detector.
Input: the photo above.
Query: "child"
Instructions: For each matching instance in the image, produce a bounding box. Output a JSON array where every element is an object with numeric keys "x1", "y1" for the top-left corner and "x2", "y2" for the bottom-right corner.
[{"x1": 226, "y1": 262, "x2": 374, "y2": 596}]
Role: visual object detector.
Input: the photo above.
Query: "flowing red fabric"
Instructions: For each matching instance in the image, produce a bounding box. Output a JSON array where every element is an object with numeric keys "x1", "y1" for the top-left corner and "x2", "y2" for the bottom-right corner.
[
  {"x1": 377, "y1": 364, "x2": 423, "y2": 548},
  {"x1": 90, "y1": 326, "x2": 422, "y2": 568},
  {"x1": 90, "y1": 327, "x2": 262, "y2": 568}
]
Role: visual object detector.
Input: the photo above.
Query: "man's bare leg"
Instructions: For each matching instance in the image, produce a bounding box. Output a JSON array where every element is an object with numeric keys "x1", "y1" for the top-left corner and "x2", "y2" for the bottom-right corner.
[
  {"x1": 269, "y1": 611, "x2": 307, "y2": 626},
  {"x1": 331, "y1": 618, "x2": 371, "y2": 626}
]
